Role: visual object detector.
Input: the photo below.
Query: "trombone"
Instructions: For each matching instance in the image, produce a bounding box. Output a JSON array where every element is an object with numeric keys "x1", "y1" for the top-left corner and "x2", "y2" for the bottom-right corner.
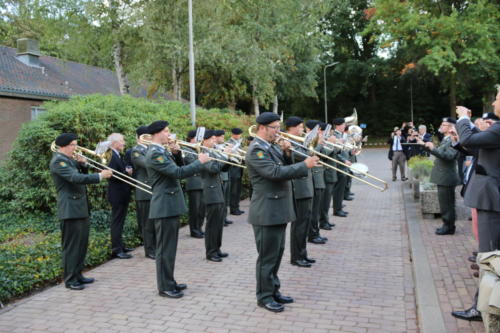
[
  {"x1": 248, "y1": 126, "x2": 388, "y2": 192},
  {"x1": 50, "y1": 141, "x2": 152, "y2": 194}
]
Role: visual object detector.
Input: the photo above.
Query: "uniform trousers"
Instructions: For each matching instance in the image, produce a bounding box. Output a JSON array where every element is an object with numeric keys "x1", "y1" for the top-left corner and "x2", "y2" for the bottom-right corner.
[
  {"x1": 205, "y1": 203, "x2": 224, "y2": 258},
  {"x1": 253, "y1": 224, "x2": 287, "y2": 304},
  {"x1": 333, "y1": 173, "x2": 347, "y2": 212},
  {"x1": 187, "y1": 190, "x2": 205, "y2": 234},
  {"x1": 222, "y1": 180, "x2": 230, "y2": 222},
  {"x1": 61, "y1": 218, "x2": 89, "y2": 285},
  {"x1": 290, "y1": 198, "x2": 312, "y2": 262},
  {"x1": 319, "y1": 182, "x2": 335, "y2": 226},
  {"x1": 154, "y1": 217, "x2": 179, "y2": 292},
  {"x1": 309, "y1": 188, "x2": 324, "y2": 240},
  {"x1": 136, "y1": 200, "x2": 155, "y2": 257},
  {"x1": 230, "y1": 176, "x2": 243, "y2": 212},
  {"x1": 110, "y1": 202, "x2": 129, "y2": 254},
  {"x1": 437, "y1": 185, "x2": 456, "y2": 227}
]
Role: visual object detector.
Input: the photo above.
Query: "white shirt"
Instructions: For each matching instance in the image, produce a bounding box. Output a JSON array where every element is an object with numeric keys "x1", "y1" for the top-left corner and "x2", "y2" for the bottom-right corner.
[{"x1": 392, "y1": 136, "x2": 403, "y2": 151}]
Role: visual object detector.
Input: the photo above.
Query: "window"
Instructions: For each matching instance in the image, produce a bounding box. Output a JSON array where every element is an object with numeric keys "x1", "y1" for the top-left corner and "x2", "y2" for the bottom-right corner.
[{"x1": 31, "y1": 106, "x2": 46, "y2": 120}]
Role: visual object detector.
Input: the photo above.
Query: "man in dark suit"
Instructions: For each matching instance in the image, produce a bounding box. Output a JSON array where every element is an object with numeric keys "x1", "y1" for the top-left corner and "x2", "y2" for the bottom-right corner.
[
  {"x1": 228, "y1": 128, "x2": 245, "y2": 216},
  {"x1": 184, "y1": 130, "x2": 205, "y2": 238},
  {"x1": 145, "y1": 120, "x2": 210, "y2": 299},
  {"x1": 131, "y1": 126, "x2": 155, "y2": 259},
  {"x1": 50, "y1": 133, "x2": 112, "y2": 290},
  {"x1": 246, "y1": 112, "x2": 319, "y2": 313},
  {"x1": 451, "y1": 95, "x2": 500, "y2": 321},
  {"x1": 106, "y1": 133, "x2": 133, "y2": 259}
]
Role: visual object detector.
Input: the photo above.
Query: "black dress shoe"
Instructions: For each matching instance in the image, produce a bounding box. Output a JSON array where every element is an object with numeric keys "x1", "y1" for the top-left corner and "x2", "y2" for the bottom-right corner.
[
  {"x1": 392, "y1": 177, "x2": 397, "y2": 181},
  {"x1": 344, "y1": 196, "x2": 354, "y2": 201},
  {"x1": 468, "y1": 255, "x2": 477, "y2": 263},
  {"x1": 401, "y1": 177, "x2": 408, "y2": 181},
  {"x1": 190, "y1": 230, "x2": 204, "y2": 238},
  {"x1": 217, "y1": 252, "x2": 229, "y2": 258},
  {"x1": 113, "y1": 252, "x2": 132, "y2": 259},
  {"x1": 334, "y1": 211, "x2": 348, "y2": 217},
  {"x1": 451, "y1": 306, "x2": 482, "y2": 321},
  {"x1": 236, "y1": 209, "x2": 245, "y2": 214},
  {"x1": 319, "y1": 224, "x2": 332, "y2": 230},
  {"x1": 230, "y1": 210, "x2": 243, "y2": 216},
  {"x1": 175, "y1": 283, "x2": 187, "y2": 291},
  {"x1": 207, "y1": 255, "x2": 222, "y2": 262},
  {"x1": 291, "y1": 259, "x2": 312, "y2": 267},
  {"x1": 158, "y1": 290, "x2": 184, "y2": 298},
  {"x1": 320, "y1": 236, "x2": 328, "y2": 242},
  {"x1": 258, "y1": 301, "x2": 284, "y2": 312},
  {"x1": 146, "y1": 254, "x2": 156, "y2": 260},
  {"x1": 66, "y1": 282, "x2": 85, "y2": 290},
  {"x1": 328, "y1": 222, "x2": 335, "y2": 227},
  {"x1": 305, "y1": 257, "x2": 316, "y2": 263},
  {"x1": 348, "y1": 192, "x2": 355, "y2": 196},
  {"x1": 274, "y1": 295, "x2": 294, "y2": 304},
  {"x1": 308, "y1": 237, "x2": 326, "y2": 244},
  {"x1": 123, "y1": 247, "x2": 134, "y2": 253},
  {"x1": 78, "y1": 276, "x2": 94, "y2": 284},
  {"x1": 435, "y1": 225, "x2": 455, "y2": 235},
  {"x1": 225, "y1": 220, "x2": 233, "y2": 224}
]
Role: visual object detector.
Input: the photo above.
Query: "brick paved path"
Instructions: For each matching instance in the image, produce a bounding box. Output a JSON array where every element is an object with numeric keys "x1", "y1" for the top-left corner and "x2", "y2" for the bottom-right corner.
[{"x1": 0, "y1": 149, "x2": 481, "y2": 333}]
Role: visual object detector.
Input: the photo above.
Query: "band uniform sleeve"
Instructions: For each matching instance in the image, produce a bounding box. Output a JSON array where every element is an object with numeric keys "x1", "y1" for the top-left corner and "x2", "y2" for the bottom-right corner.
[
  {"x1": 429, "y1": 141, "x2": 459, "y2": 161},
  {"x1": 131, "y1": 149, "x2": 147, "y2": 169},
  {"x1": 149, "y1": 150, "x2": 201, "y2": 179},
  {"x1": 457, "y1": 120, "x2": 500, "y2": 149},
  {"x1": 50, "y1": 160, "x2": 100, "y2": 184},
  {"x1": 246, "y1": 146, "x2": 308, "y2": 180}
]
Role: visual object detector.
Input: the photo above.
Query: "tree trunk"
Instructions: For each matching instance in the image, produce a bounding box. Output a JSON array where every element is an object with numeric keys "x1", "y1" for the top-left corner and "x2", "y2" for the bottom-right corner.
[
  {"x1": 113, "y1": 41, "x2": 128, "y2": 95},
  {"x1": 252, "y1": 85, "x2": 260, "y2": 116},
  {"x1": 449, "y1": 72, "x2": 456, "y2": 117},
  {"x1": 272, "y1": 94, "x2": 278, "y2": 113},
  {"x1": 172, "y1": 67, "x2": 179, "y2": 100}
]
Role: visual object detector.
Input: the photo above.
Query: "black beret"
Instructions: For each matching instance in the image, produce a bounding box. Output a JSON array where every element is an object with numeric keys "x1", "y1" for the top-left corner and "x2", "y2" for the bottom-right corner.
[
  {"x1": 319, "y1": 122, "x2": 327, "y2": 130},
  {"x1": 186, "y1": 130, "x2": 197, "y2": 139},
  {"x1": 442, "y1": 117, "x2": 456, "y2": 124},
  {"x1": 214, "y1": 130, "x2": 225, "y2": 136},
  {"x1": 231, "y1": 128, "x2": 243, "y2": 135},
  {"x1": 482, "y1": 112, "x2": 499, "y2": 121},
  {"x1": 285, "y1": 116, "x2": 303, "y2": 128},
  {"x1": 147, "y1": 120, "x2": 169, "y2": 134},
  {"x1": 203, "y1": 129, "x2": 215, "y2": 140},
  {"x1": 332, "y1": 118, "x2": 345, "y2": 125},
  {"x1": 136, "y1": 125, "x2": 149, "y2": 137},
  {"x1": 256, "y1": 112, "x2": 281, "y2": 125},
  {"x1": 55, "y1": 133, "x2": 77, "y2": 147},
  {"x1": 305, "y1": 119, "x2": 319, "y2": 130}
]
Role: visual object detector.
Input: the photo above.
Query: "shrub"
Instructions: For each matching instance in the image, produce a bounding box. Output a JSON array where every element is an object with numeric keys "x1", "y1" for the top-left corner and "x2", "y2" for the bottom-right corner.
[{"x1": 408, "y1": 156, "x2": 434, "y2": 181}]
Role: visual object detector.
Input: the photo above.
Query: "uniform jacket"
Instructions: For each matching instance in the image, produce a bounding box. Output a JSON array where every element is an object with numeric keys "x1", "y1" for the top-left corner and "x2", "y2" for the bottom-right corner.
[
  {"x1": 200, "y1": 151, "x2": 230, "y2": 205},
  {"x1": 183, "y1": 147, "x2": 203, "y2": 191},
  {"x1": 146, "y1": 144, "x2": 202, "y2": 219},
  {"x1": 245, "y1": 136, "x2": 309, "y2": 226},
  {"x1": 427, "y1": 136, "x2": 460, "y2": 186},
  {"x1": 107, "y1": 150, "x2": 132, "y2": 205},
  {"x1": 227, "y1": 137, "x2": 244, "y2": 179},
  {"x1": 49, "y1": 152, "x2": 100, "y2": 220},
  {"x1": 311, "y1": 144, "x2": 326, "y2": 189},
  {"x1": 457, "y1": 119, "x2": 500, "y2": 212},
  {"x1": 321, "y1": 143, "x2": 338, "y2": 184},
  {"x1": 215, "y1": 144, "x2": 229, "y2": 182},
  {"x1": 290, "y1": 144, "x2": 313, "y2": 200},
  {"x1": 334, "y1": 130, "x2": 350, "y2": 170},
  {"x1": 130, "y1": 144, "x2": 152, "y2": 201}
]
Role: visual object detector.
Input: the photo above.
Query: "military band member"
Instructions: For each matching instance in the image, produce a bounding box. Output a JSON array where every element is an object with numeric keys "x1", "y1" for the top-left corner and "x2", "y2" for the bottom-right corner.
[
  {"x1": 246, "y1": 112, "x2": 319, "y2": 313},
  {"x1": 332, "y1": 118, "x2": 351, "y2": 217},
  {"x1": 201, "y1": 130, "x2": 231, "y2": 262},
  {"x1": 214, "y1": 130, "x2": 233, "y2": 226},
  {"x1": 424, "y1": 117, "x2": 460, "y2": 235},
  {"x1": 131, "y1": 126, "x2": 155, "y2": 259},
  {"x1": 184, "y1": 130, "x2": 205, "y2": 238},
  {"x1": 145, "y1": 120, "x2": 210, "y2": 298},
  {"x1": 229, "y1": 128, "x2": 245, "y2": 216},
  {"x1": 50, "y1": 133, "x2": 112, "y2": 290},
  {"x1": 319, "y1": 124, "x2": 339, "y2": 232}
]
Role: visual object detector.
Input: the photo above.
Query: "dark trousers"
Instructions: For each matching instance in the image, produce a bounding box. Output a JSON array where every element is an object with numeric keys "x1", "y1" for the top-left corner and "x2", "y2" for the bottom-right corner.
[
  {"x1": 187, "y1": 190, "x2": 205, "y2": 234},
  {"x1": 222, "y1": 180, "x2": 230, "y2": 222},
  {"x1": 290, "y1": 198, "x2": 312, "y2": 262},
  {"x1": 230, "y1": 176, "x2": 243, "y2": 212},
  {"x1": 309, "y1": 188, "x2": 324, "y2": 239},
  {"x1": 333, "y1": 173, "x2": 347, "y2": 212},
  {"x1": 110, "y1": 202, "x2": 129, "y2": 254},
  {"x1": 205, "y1": 203, "x2": 224, "y2": 258},
  {"x1": 252, "y1": 223, "x2": 287, "y2": 304},
  {"x1": 137, "y1": 200, "x2": 155, "y2": 257},
  {"x1": 478, "y1": 210, "x2": 500, "y2": 252},
  {"x1": 319, "y1": 182, "x2": 335, "y2": 226},
  {"x1": 154, "y1": 217, "x2": 179, "y2": 292},
  {"x1": 61, "y1": 218, "x2": 89, "y2": 285},
  {"x1": 437, "y1": 185, "x2": 456, "y2": 226},
  {"x1": 344, "y1": 172, "x2": 352, "y2": 198}
]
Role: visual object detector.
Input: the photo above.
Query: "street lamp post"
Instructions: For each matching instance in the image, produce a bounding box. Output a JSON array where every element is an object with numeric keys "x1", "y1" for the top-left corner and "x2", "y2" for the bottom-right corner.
[
  {"x1": 188, "y1": 0, "x2": 196, "y2": 126},
  {"x1": 323, "y1": 62, "x2": 339, "y2": 123}
]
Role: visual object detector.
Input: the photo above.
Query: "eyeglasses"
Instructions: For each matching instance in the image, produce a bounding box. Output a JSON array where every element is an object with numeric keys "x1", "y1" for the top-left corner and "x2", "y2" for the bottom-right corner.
[{"x1": 265, "y1": 125, "x2": 281, "y2": 130}]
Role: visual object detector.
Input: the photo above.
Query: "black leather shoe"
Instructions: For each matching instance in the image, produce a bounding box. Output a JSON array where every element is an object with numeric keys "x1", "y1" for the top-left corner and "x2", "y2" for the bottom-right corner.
[
  {"x1": 308, "y1": 237, "x2": 326, "y2": 244},
  {"x1": 320, "y1": 236, "x2": 328, "y2": 242},
  {"x1": 451, "y1": 306, "x2": 482, "y2": 321},
  {"x1": 113, "y1": 252, "x2": 132, "y2": 259},
  {"x1": 348, "y1": 192, "x2": 355, "y2": 196},
  {"x1": 468, "y1": 255, "x2": 477, "y2": 263},
  {"x1": 66, "y1": 282, "x2": 85, "y2": 290},
  {"x1": 225, "y1": 220, "x2": 233, "y2": 224},
  {"x1": 319, "y1": 224, "x2": 332, "y2": 230},
  {"x1": 175, "y1": 283, "x2": 187, "y2": 291},
  {"x1": 230, "y1": 210, "x2": 243, "y2": 216},
  {"x1": 402, "y1": 177, "x2": 408, "y2": 181},
  {"x1": 207, "y1": 255, "x2": 222, "y2": 262},
  {"x1": 236, "y1": 209, "x2": 245, "y2": 214},
  {"x1": 334, "y1": 211, "x2": 348, "y2": 217},
  {"x1": 305, "y1": 257, "x2": 316, "y2": 263},
  {"x1": 158, "y1": 290, "x2": 184, "y2": 298},
  {"x1": 217, "y1": 252, "x2": 228, "y2": 258},
  {"x1": 344, "y1": 196, "x2": 354, "y2": 201},
  {"x1": 123, "y1": 247, "x2": 134, "y2": 253},
  {"x1": 435, "y1": 225, "x2": 455, "y2": 235},
  {"x1": 274, "y1": 295, "x2": 294, "y2": 304},
  {"x1": 258, "y1": 301, "x2": 284, "y2": 312},
  {"x1": 328, "y1": 222, "x2": 335, "y2": 227},
  {"x1": 78, "y1": 276, "x2": 94, "y2": 284},
  {"x1": 146, "y1": 254, "x2": 156, "y2": 260},
  {"x1": 392, "y1": 177, "x2": 397, "y2": 181},
  {"x1": 291, "y1": 259, "x2": 312, "y2": 267},
  {"x1": 191, "y1": 231, "x2": 204, "y2": 238}
]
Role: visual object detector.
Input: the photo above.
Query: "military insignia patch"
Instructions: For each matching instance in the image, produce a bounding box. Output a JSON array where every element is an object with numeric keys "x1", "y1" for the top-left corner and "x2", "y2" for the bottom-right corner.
[
  {"x1": 256, "y1": 151, "x2": 264, "y2": 159},
  {"x1": 59, "y1": 161, "x2": 67, "y2": 167},
  {"x1": 155, "y1": 156, "x2": 165, "y2": 163},
  {"x1": 133, "y1": 152, "x2": 140, "y2": 157}
]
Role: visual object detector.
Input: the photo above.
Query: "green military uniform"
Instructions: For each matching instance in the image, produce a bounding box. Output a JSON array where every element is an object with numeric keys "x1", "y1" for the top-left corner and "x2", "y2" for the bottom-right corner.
[
  {"x1": 290, "y1": 145, "x2": 313, "y2": 264},
  {"x1": 228, "y1": 137, "x2": 244, "y2": 213},
  {"x1": 49, "y1": 152, "x2": 101, "y2": 286},
  {"x1": 332, "y1": 130, "x2": 349, "y2": 213},
  {"x1": 344, "y1": 150, "x2": 356, "y2": 199},
  {"x1": 183, "y1": 147, "x2": 205, "y2": 236},
  {"x1": 246, "y1": 136, "x2": 309, "y2": 305},
  {"x1": 427, "y1": 136, "x2": 460, "y2": 232},
  {"x1": 130, "y1": 143, "x2": 155, "y2": 257},
  {"x1": 146, "y1": 143, "x2": 202, "y2": 292},
  {"x1": 319, "y1": 143, "x2": 338, "y2": 226},
  {"x1": 310, "y1": 144, "x2": 328, "y2": 239},
  {"x1": 201, "y1": 151, "x2": 230, "y2": 258},
  {"x1": 216, "y1": 144, "x2": 231, "y2": 224}
]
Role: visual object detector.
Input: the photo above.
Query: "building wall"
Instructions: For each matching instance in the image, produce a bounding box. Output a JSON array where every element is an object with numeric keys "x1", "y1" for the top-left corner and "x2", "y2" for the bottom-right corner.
[{"x1": 0, "y1": 96, "x2": 43, "y2": 161}]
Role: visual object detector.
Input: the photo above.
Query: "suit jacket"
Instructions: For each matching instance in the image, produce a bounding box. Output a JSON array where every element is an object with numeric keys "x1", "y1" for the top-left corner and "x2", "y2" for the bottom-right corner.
[
  {"x1": 387, "y1": 135, "x2": 409, "y2": 160},
  {"x1": 427, "y1": 136, "x2": 460, "y2": 186},
  {"x1": 290, "y1": 145, "x2": 314, "y2": 200},
  {"x1": 227, "y1": 137, "x2": 244, "y2": 178},
  {"x1": 130, "y1": 144, "x2": 152, "y2": 201},
  {"x1": 183, "y1": 147, "x2": 203, "y2": 191},
  {"x1": 245, "y1": 136, "x2": 308, "y2": 226},
  {"x1": 50, "y1": 152, "x2": 100, "y2": 220},
  {"x1": 200, "y1": 151, "x2": 230, "y2": 205},
  {"x1": 146, "y1": 144, "x2": 202, "y2": 219},
  {"x1": 457, "y1": 119, "x2": 500, "y2": 212},
  {"x1": 107, "y1": 150, "x2": 132, "y2": 205}
]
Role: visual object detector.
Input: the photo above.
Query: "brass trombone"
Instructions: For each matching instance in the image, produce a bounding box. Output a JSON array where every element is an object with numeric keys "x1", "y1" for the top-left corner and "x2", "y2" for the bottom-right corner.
[
  {"x1": 50, "y1": 141, "x2": 152, "y2": 194},
  {"x1": 248, "y1": 126, "x2": 388, "y2": 192}
]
